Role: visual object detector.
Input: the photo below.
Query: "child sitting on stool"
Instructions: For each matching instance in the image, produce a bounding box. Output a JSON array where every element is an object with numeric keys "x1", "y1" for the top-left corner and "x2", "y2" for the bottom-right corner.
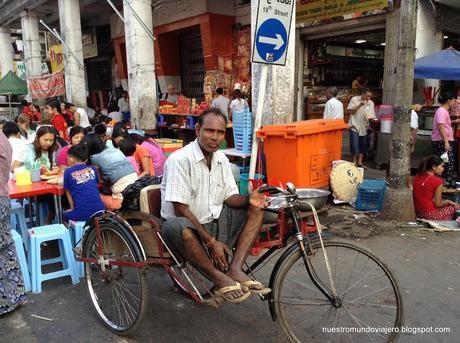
[{"x1": 63, "y1": 144, "x2": 105, "y2": 223}]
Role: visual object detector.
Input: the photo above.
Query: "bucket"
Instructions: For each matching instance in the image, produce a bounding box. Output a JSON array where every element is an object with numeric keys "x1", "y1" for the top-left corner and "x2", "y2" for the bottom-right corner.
[
  {"x1": 239, "y1": 173, "x2": 264, "y2": 195},
  {"x1": 30, "y1": 169, "x2": 41, "y2": 182},
  {"x1": 380, "y1": 115, "x2": 393, "y2": 134},
  {"x1": 377, "y1": 104, "x2": 393, "y2": 119},
  {"x1": 14, "y1": 168, "x2": 31, "y2": 186}
]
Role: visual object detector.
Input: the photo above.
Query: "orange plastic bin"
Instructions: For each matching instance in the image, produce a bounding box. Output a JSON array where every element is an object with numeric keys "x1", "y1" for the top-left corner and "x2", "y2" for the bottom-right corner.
[{"x1": 257, "y1": 119, "x2": 348, "y2": 188}]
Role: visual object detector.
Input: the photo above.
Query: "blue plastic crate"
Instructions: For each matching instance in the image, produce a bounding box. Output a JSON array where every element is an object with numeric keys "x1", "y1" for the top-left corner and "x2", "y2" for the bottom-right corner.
[{"x1": 356, "y1": 180, "x2": 386, "y2": 211}]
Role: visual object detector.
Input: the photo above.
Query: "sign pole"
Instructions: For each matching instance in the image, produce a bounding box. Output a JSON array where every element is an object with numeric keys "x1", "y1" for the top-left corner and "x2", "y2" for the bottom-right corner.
[
  {"x1": 248, "y1": 0, "x2": 295, "y2": 188},
  {"x1": 248, "y1": 63, "x2": 268, "y2": 185}
]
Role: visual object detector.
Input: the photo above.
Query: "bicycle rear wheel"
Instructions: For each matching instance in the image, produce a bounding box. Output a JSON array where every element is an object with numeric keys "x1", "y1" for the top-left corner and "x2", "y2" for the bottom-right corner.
[
  {"x1": 83, "y1": 221, "x2": 148, "y2": 335},
  {"x1": 271, "y1": 239, "x2": 403, "y2": 342}
]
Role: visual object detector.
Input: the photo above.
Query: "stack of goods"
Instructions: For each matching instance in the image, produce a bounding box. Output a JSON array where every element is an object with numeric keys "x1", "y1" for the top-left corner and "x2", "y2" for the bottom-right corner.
[
  {"x1": 191, "y1": 102, "x2": 209, "y2": 115},
  {"x1": 233, "y1": 109, "x2": 252, "y2": 154},
  {"x1": 159, "y1": 100, "x2": 177, "y2": 114},
  {"x1": 176, "y1": 96, "x2": 191, "y2": 114}
]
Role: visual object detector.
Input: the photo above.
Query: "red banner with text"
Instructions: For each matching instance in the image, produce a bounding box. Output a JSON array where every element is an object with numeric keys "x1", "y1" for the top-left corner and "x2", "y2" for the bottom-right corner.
[{"x1": 28, "y1": 71, "x2": 65, "y2": 99}]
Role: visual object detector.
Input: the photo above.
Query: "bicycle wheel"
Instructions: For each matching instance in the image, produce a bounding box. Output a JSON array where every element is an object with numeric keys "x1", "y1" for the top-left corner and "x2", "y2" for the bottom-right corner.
[
  {"x1": 83, "y1": 221, "x2": 149, "y2": 335},
  {"x1": 271, "y1": 239, "x2": 404, "y2": 342}
]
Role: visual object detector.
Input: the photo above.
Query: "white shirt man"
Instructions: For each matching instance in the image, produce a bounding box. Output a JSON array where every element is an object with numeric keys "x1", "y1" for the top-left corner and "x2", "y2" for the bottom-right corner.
[
  {"x1": 347, "y1": 93, "x2": 376, "y2": 136},
  {"x1": 161, "y1": 139, "x2": 239, "y2": 224},
  {"x1": 211, "y1": 89, "x2": 230, "y2": 119},
  {"x1": 118, "y1": 96, "x2": 130, "y2": 113},
  {"x1": 71, "y1": 105, "x2": 90, "y2": 128},
  {"x1": 323, "y1": 87, "x2": 344, "y2": 120}
]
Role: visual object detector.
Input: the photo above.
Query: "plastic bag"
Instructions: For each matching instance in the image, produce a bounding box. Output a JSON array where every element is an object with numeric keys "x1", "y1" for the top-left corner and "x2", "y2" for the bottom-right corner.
[{"x1": 441, "y1": 152, "x2": 449, "y2": 163}]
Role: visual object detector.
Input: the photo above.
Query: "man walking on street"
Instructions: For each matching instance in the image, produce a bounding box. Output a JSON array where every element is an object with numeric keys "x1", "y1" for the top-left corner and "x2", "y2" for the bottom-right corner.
[
  {"x1": 211, "y1": 88, "x2": 230, "y2": 119},
  {"x1": 347, "y1": 88, "x2": 376, "y2": 168}
]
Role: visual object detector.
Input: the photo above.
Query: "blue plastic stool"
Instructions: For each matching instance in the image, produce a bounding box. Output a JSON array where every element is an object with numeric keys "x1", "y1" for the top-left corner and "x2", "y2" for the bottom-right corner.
[
  {"x1": 69, "y1": 221, "x2": 86, "y2": 278},
  {"x1": 28, "y1": 224, "x2": 80, "y2": 293},
  {"x1": 11, "y1": 229, "x2": 31, "y2": 292},
  {"x1": 10, "y1": 201, "x2": 29, "y2": 250}
]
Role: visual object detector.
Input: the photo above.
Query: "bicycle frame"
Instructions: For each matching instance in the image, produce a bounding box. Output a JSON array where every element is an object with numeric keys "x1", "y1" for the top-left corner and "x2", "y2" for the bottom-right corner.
[{"x1": 242, "y1": 197, "x2": 339, "y2": 322}]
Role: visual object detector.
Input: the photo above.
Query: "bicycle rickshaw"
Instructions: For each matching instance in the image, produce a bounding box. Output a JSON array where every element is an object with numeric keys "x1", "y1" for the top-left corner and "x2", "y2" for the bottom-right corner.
[{"x1": 76, "y1": 182, "x2": 404, "y2": 342}]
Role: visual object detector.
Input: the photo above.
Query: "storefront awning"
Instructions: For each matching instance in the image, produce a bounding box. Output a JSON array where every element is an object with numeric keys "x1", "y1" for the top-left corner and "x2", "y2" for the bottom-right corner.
[
  {"x1": 0, "y1": 71, "x2": 27, "y2": 95},
  {"x1": 414, "y1": 48, "x2": 460, "y2": 80}
]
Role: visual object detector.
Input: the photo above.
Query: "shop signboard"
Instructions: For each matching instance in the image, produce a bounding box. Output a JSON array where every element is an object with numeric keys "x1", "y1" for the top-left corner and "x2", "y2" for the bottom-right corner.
[
  {"x1": 49, "y1": 44, "x2": 64, "y2": 73},
  {"x1": 296, "y1": 0, "x2": 389, "y2": 25},
  {"x1": 14, "y1": 61, "x2": 27, "y2": 80},
  {"x1": 252, "y1": 0, "x2": 295, "y2": 66},
  {"x1": 28, "y1": 71, "x2": 65, "y2": 99}
]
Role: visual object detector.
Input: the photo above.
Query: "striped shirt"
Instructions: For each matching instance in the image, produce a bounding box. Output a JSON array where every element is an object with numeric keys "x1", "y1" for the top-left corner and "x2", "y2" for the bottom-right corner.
[{"x1": 161, "y1": 139, "x2": 239, "y2": 224}]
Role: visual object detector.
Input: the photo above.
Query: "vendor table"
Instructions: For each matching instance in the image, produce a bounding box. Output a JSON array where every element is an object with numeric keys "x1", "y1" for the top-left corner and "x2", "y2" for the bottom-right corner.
[
  {"x1": 221, "y1": 148, "x2": 251, "y2": 171},
  {"x1": 9, "y1": 180, "x2": 65, "y2": 225}
]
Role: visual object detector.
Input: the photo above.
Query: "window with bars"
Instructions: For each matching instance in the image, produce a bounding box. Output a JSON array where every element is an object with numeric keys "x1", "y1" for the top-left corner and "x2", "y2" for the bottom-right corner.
[{"x1": 180, "y1": 29, "x2": 205, "y2": 102}]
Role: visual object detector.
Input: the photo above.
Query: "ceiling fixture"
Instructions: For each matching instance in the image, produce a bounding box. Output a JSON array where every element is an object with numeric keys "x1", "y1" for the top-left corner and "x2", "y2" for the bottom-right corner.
[
  {"x1": 380, "y1": 42, "x2": 386, "y2": 46},
  {"x1": 355, "y1": 40, "x2": 366, "y2": 44},
  {"x1": 444, "y1": 35, "x2": 449, "y2": 39}
]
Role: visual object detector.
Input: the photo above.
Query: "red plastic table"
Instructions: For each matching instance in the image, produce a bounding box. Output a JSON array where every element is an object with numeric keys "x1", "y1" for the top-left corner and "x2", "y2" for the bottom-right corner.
[{"x1": 9, "y1": 180, "x2": 65, "y2": 224}]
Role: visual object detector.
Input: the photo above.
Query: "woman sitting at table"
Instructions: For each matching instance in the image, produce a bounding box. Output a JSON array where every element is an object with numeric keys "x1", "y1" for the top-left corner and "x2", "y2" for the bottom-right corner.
[
  {"x1": 23, "y1": 126, "x2": 59, "y2": 224},
  {"x1": 83, "y1": 133, "x2": 138, "y2": 210},
  {"x1": 57, "y1": 126, "x2": 85, "y2": 169},
  {"x1": 111, "y1": 124, "x2": 155, "y2": 177},
  {"x1": 413, "y1": 155, "x2": 460, "y2": 220},
  {"x1": 23, "y1": 126, "x2": 58, "y2": 171}
]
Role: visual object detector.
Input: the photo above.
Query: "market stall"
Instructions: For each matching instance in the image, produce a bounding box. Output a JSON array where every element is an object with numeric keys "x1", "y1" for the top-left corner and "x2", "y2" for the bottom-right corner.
[{"x1": 0, "y1": 70, "x2": 27, "y2": 120}]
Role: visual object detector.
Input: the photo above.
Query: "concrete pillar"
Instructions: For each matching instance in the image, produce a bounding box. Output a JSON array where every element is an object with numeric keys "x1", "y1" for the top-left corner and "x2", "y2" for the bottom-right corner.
[
  {"x1": 0, "y1": 27, "x2": 14, "y2": 78},
  {"x1": 295, "y1": 29, "x2": 305, "y2": 122},
  {"x1": 21, "y1": 10, "x2": 42, "y2": 96},
  {"x1": 413, "y1": 1, "x2": 442, "y2": 105},
  {"x1": 58, "y1": 0, "x2": 86, "y2": 107},
  {"x1": 123, "y1": 0, "x2": 157, "y2": 130},
  {"x1": 251, "y1": 0, "x2": 296, "y2": 125}
]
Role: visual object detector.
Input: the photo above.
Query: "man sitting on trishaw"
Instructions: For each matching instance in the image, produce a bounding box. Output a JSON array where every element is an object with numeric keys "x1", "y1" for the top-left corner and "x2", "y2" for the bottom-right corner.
[{"x1": 161, "y1": 108, "x2": 271, "y2": 304}]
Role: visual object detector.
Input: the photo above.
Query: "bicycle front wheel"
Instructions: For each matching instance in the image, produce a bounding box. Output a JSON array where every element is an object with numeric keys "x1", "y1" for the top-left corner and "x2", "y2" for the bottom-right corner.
[
  {"x1": 271, "y1": 239, "x2": 404, "y2": 342},
  {"x1": 83, "y1": 222, "x2": 149, "y2": 335}
]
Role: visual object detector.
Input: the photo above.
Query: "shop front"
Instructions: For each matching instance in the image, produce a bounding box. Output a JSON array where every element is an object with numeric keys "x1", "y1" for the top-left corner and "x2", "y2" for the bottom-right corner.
[{"x1": 296, "y1": 0, "x2": 390, "y2": 121}]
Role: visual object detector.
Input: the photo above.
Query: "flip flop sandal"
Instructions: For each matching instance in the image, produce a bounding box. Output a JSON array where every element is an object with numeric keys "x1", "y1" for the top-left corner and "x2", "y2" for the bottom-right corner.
[
  {"x1": 213, "y1": 282, "x2": 251, "y2": 304},
  {"x1": 241, "y1": 280, "x2": 272, "y2": 295}
]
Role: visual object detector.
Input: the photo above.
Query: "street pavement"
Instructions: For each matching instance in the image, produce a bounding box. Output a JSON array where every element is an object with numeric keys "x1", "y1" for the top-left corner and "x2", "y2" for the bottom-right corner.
[{"x1": 1, "y1": 224, "x2": 459, "y2": 343}]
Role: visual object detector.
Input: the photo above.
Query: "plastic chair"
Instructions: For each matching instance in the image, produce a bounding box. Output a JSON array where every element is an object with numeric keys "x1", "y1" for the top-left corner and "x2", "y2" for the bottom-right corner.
[
  {"x1": 69, "y1": 221, "x2": 86, "y2": 278},
  {"x1": 10, "y1": 201, "x2": 29, "y2": 250},
  {"x1": 11, "y1": 229, "x2": 31, "y2": 292},
  {"x1": 28, "y1": 224, "x2": 80, "y2": 293}
]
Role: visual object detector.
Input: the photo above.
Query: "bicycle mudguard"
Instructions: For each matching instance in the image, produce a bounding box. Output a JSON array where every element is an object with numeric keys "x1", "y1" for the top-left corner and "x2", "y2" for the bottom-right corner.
[
  {"x1": 268, "y1": 242, "x2": 302, "y2": 321},
  {"x1": 82, "y1": 211, "x2": 147, "y2": 262}
]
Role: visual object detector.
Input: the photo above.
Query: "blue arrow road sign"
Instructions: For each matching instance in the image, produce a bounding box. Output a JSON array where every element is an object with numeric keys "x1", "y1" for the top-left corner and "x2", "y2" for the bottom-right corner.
[{"x1": 255, "y1": 18, "x2": 288, "y2": 63}]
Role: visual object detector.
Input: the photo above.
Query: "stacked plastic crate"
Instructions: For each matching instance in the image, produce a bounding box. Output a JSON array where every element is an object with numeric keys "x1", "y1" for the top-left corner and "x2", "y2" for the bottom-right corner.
[{"x1": 232, "y1": 109, "x2": 252, "y2": 154}]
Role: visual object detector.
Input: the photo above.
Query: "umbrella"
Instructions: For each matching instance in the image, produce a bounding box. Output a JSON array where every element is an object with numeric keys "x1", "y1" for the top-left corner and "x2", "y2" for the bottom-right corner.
[
  {"x1": 414, "y1": 47, "x2": 460, "y2": 80},
  {"x1": 0, "y1": 70, "x2": 28, "y2": 95}
]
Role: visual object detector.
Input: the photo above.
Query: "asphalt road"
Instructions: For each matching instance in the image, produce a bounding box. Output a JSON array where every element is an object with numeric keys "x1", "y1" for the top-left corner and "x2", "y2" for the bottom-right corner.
[{"x1": 1, "y1": 225, "x2": 459, "y2": 343}]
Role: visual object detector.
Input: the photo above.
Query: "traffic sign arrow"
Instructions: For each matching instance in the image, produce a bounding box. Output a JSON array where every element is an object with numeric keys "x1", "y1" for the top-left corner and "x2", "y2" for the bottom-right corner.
[{"x1": 258, "y1": 34, "x2": 285, "y2": 51}]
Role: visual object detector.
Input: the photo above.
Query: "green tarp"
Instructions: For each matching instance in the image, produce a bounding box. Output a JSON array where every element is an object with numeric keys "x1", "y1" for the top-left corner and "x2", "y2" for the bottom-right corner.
[{"x1": 0, "y1": 71, "x2": 27, "y2": 95}]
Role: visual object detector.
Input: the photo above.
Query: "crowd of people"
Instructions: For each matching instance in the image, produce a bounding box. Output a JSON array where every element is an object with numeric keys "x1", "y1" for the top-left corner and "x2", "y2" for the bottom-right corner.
[
  {"x1": 1, "y1": 97, "x2": 167, "y2": 223},
  {"x1": 0, "y1": 99, "x2": 272, "y2": 314}
]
